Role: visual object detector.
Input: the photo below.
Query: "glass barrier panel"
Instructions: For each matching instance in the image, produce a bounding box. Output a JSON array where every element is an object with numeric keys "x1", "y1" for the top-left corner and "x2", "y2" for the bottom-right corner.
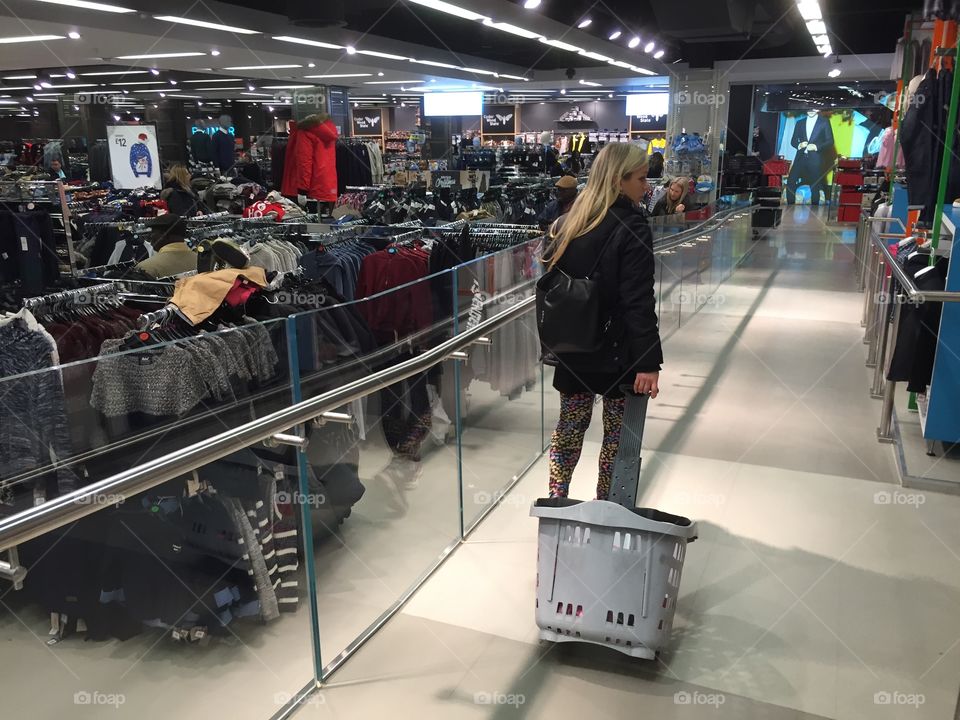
[
  {"x1": 0, "y1": 429, "x2": 316, "y2": 718},
  {"x1": 658, "y1": 247, "x2": 683, "y2": 340},
  {"x1": 305, "y1": 358, "x2": 463, "y2": 670},
  {"x1": 0, "y1": 318, "x2": 293, "y2": 518},
  {"x1": 452, "y1": 244, "x2": 542, "y2": 530}
]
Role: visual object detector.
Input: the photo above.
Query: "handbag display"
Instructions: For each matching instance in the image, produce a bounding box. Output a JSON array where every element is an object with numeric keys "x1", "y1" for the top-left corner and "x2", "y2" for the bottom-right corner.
[{"x1": 536, "y1": 222, "x2": 612, "y2": 354}]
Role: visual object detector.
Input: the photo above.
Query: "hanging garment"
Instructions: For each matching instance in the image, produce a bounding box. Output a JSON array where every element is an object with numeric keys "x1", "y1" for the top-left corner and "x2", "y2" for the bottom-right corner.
[
  {"x1": 281, "y1": 117, "x2": 339, "y2": 202},
  {"x1": 211, "y1": 130, "x2": 235, "y2": 172}
]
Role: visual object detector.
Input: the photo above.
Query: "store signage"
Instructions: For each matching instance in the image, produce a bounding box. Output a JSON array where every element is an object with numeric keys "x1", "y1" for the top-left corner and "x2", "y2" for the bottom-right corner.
[
  {"x1": 106, "y1": 124, "x2": 161, "y2": 190},
  {"x1": 429, "y1": 171, "x2": 460, "y2": 190},
  {"x1": 632, "y1": 113, "x2": 667, "y2": 132},
  {"x1": 481, "y1": 105, "x2": 515, "y2": 134},
  {"x1": 352, "y1": 109, "x2": 382, "y2": 136}
]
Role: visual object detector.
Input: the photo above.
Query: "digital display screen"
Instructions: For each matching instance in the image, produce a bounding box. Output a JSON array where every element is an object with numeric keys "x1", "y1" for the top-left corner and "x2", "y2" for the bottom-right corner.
[
  {"x1": 626, "y1": 93, "x2": 669, "y2": 117},
  {"x1": 423, "y1": 91, "x2": 482, "y2": 116}
]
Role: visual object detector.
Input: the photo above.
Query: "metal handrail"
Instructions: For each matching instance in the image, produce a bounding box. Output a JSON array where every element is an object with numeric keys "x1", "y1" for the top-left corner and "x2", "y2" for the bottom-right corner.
[
  {"x1": 865, "y1": 231, "x2": 960, "y2": 442},
  {"x1": 0, "y1": 206, "x2": 754, "y2": 552},
  {"x1": 0, "y1": 298, "x2": 531, "y2": 552}
]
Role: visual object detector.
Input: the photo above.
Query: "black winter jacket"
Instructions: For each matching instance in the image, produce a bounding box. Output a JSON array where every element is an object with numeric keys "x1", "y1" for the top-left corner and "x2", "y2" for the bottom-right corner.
[{"x1": 547, "y1": 195, "x2": 662, "y2": 396}]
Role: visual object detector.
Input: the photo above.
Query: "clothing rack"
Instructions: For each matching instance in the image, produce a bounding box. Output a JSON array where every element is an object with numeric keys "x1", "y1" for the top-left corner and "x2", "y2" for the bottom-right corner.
[
  {"x1": 137, "y1": 305, "x2": 181, "y2": 331},
  {"x1": 21, "y1": 282, "x2": 118, "y2": 312},
  {"x1": 0, "y1": 179, "x2": 79, "y2": 274}
]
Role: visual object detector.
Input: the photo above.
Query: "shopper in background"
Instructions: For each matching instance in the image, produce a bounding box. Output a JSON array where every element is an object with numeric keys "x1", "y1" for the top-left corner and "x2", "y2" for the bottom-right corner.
[
  {"x1": 652, "y1": 176, "x2": 690, "y2": 216},
  {"x1": 648, "y1": 152, "x2": 664, "y2": 179},
  {"x1": 540, "y1": 143, "x2": 663, "y2": 500},
  {"x1": 136, "y1": 214, "x2": 197, "y2": 278},
  {"x1": 47, "y1": 159, "x2": 66, "y2": 180},
  {"x1": 160, "y1": 163, "x2": 202, "y2": 217},
  {"x1": 538, "y1": 175, "x2": 579, "y2": 230}
]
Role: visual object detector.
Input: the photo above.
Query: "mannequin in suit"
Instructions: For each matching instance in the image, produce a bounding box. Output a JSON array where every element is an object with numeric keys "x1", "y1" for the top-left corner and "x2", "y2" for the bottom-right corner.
[{"x1": 786, "y1": 111, "x2": 836, "y2": 205}]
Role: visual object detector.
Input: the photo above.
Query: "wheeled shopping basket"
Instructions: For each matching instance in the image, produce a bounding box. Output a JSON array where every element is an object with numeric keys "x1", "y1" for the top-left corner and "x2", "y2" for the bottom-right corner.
[{"x1": 530, "y1": 390, "x2": 698, "y2": 659}]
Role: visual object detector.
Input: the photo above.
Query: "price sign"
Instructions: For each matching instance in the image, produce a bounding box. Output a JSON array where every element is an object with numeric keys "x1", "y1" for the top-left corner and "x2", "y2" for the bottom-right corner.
[{"x1": 107, "y1": 125, "x2": 161, "y2": 189}]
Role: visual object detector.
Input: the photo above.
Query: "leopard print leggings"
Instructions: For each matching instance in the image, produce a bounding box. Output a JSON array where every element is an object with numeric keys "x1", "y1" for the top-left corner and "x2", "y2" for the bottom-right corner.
[{"x1": 548, "y1": 392, "x2": 625, "y2": 500}]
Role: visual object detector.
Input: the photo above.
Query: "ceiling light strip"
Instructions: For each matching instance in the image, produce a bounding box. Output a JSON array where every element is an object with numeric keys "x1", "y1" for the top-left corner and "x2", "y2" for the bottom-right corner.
[{"x1": 154, "y1": 16, "x2": 259, "y2": 34}]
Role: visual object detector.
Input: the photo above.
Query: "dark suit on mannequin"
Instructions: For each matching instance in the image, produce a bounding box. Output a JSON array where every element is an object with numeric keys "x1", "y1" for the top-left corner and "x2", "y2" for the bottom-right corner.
[{"x1": 786, "y1": 112, "x2": 837, "y2": 205}]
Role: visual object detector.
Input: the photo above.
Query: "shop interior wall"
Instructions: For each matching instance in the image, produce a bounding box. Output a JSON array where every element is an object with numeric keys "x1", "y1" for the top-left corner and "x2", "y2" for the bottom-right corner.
[
  {"x1": 517, "y1": 99, "x2": 630, "y2": 134},
  {"x1": 389, "y1": 106, "x2": 420, "y2": 132}
]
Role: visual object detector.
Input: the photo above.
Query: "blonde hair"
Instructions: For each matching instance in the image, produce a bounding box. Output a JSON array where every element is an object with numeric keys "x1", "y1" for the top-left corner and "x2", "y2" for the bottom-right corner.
[
  {"x1": 664, "y1": 176, "x2": 690, "y2": 214},
  {"x1": 164, "y1": 163, "x2": 192, "y2": 192},
  {"x1": 544, "y1": 143, "x2": 648, "y2": 269}
]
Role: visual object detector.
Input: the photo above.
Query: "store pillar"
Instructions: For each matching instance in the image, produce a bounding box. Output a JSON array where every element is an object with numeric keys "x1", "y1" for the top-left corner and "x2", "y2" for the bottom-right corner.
[{"x1": 667, "y1": 69, "x2": 731, "y2": 201}]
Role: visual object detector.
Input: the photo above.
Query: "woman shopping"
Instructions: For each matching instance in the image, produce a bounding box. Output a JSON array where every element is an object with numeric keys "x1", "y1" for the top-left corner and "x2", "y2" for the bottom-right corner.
[
  {"x1": 651, "y1": 176, "x2": 690, "y2": 216},
  {"x1": 539, "y1": 143, "x2": 663, "y2": 500},
  {"x1": 160, "y1": 163, "x2": 203, "y2": 217}
]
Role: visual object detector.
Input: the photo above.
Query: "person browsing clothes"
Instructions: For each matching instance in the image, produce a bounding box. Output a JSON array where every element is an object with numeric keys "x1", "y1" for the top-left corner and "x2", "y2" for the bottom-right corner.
[
  {"x1": 538, "y1": 175, "x2": 579, "y2": 230},
  {"x1": 652, "y1": 176, "x2": 690, "y2": 216},
  {"x1": 136, "y1": 214, "x2": 197, "y2": 278},
  {"x1": 540, "y1": 143, "x2": 663, "y2": 500}
]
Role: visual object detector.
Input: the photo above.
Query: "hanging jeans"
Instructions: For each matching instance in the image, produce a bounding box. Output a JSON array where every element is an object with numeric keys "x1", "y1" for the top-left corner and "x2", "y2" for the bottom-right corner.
[
  {"x1": 548, "y1": 393, "x2": 625, "y2": 500},
  {"x1": 380, "y1": 368, "x2": 432, "y2": 462}
]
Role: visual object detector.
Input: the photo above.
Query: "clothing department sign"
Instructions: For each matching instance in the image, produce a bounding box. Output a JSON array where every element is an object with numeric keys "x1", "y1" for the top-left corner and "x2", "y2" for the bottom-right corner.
[
  {"x1": 351, "y1": 109, "x2": 383, "y2": 136},
  {"x1": 481, "y1": 105, "x2": 516, "y2": 135}
]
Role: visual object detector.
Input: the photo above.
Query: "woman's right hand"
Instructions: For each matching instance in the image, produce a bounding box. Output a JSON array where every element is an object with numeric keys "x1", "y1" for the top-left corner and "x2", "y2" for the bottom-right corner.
[
  {"x1": 633, "y1": 372, "x2": 660, "y2": 398},
  {"x1": 675, "y1": 203, "x2": 686, "y2": 214}
]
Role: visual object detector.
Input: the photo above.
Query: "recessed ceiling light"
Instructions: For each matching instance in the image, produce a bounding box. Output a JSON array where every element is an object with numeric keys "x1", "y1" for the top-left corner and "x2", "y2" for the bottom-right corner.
[
  {"x1": 628, "y1": 37, "x2": 640, "y2": 48},
  {"x1": 405, "y1": 0, "x2": 489, "y2": 21},
  {"x1": 117, "y1": 52, "x2": 206, "y2": 59},
  {"x1": 579, "y1": 50, "x2": 612, "y2": 63},
  {"x1": 224, "y1": 64, "x2": 302, "y2": 70},
  {"x1": 274, "y1": 34, "x2": 347, "y2": 50},
  {"x1": 541, "y1": 38, "x2": 582, "y2": 52},
  {"x1": 411, "y1": 59, "x2": 459, "y2": 69},
  {"x1": 35, "y1": 0, "x2": 133, "y2": 11},
  {"x1": 346, "y1": 46, "x2": 357, "y2": 54},
  {"x1": 149, "y1": 68, "x2": 160, "y2": 75},
  {"x1": 560, "y1": 89, "x2": 566, "y2": 94},
  {"x1": 609, "y1": 30, "x2": 622, "y2": 40},
  {"x1": 797, "y1": 0, "x2": 822, "y2": 20},
  {"x1": 654, "y1": 49, "x2": 665, "y2": 59},
  {"x1": 211, "y1": 49, "x2": 221, "y2": 56},
  {"x1": 481, "y1": 20, "x2": 544, "y2": 39},
  {"x1": 304, "y1": 73, "x2": 373, "y2": 78},
  {"x1": 828, "y1": 68, "x2": 841, "y2": 78},
  {"x1": 0, "y1": 34, "x2": 66, "y2": 44},
  {"x1": 608, "y1": 93, "x2": 613, "y2": 98},
  {"x1": 644, "y1": 41, "x2": 655, "y2": 53},
  {"x1": 358, "y1": 50, "x2": 409, "y2": 61},
  {"x1": 65, "y1": 70, "x2": 76, "y2": 79},
  {"x1": 524, "y1": 0, "x2": 541, "y2": 8},
  {"x1": 578, "y1": 18, "x2": 592, "y2": 28},
  {"x1": 68, "y1": 31, "x2": 81, "y2": 40},
  {"x1": 154, "y1": 16, "x2": 259, "y2": 34},
  {"x1": 378, "y1": 72, "x2": 385, "y2": 76}
]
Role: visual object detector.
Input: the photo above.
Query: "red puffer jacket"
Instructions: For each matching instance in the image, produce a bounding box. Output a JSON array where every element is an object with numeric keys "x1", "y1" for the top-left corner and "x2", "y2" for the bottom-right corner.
[{"x1": 281, "y1": 115, "x2": 339, "y2": 202}]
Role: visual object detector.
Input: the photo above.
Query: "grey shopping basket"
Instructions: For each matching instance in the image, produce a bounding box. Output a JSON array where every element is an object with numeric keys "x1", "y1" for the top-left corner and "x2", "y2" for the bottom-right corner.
[{"x1": 530, "y1": 390, "x2": 698, "y2": 659}]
